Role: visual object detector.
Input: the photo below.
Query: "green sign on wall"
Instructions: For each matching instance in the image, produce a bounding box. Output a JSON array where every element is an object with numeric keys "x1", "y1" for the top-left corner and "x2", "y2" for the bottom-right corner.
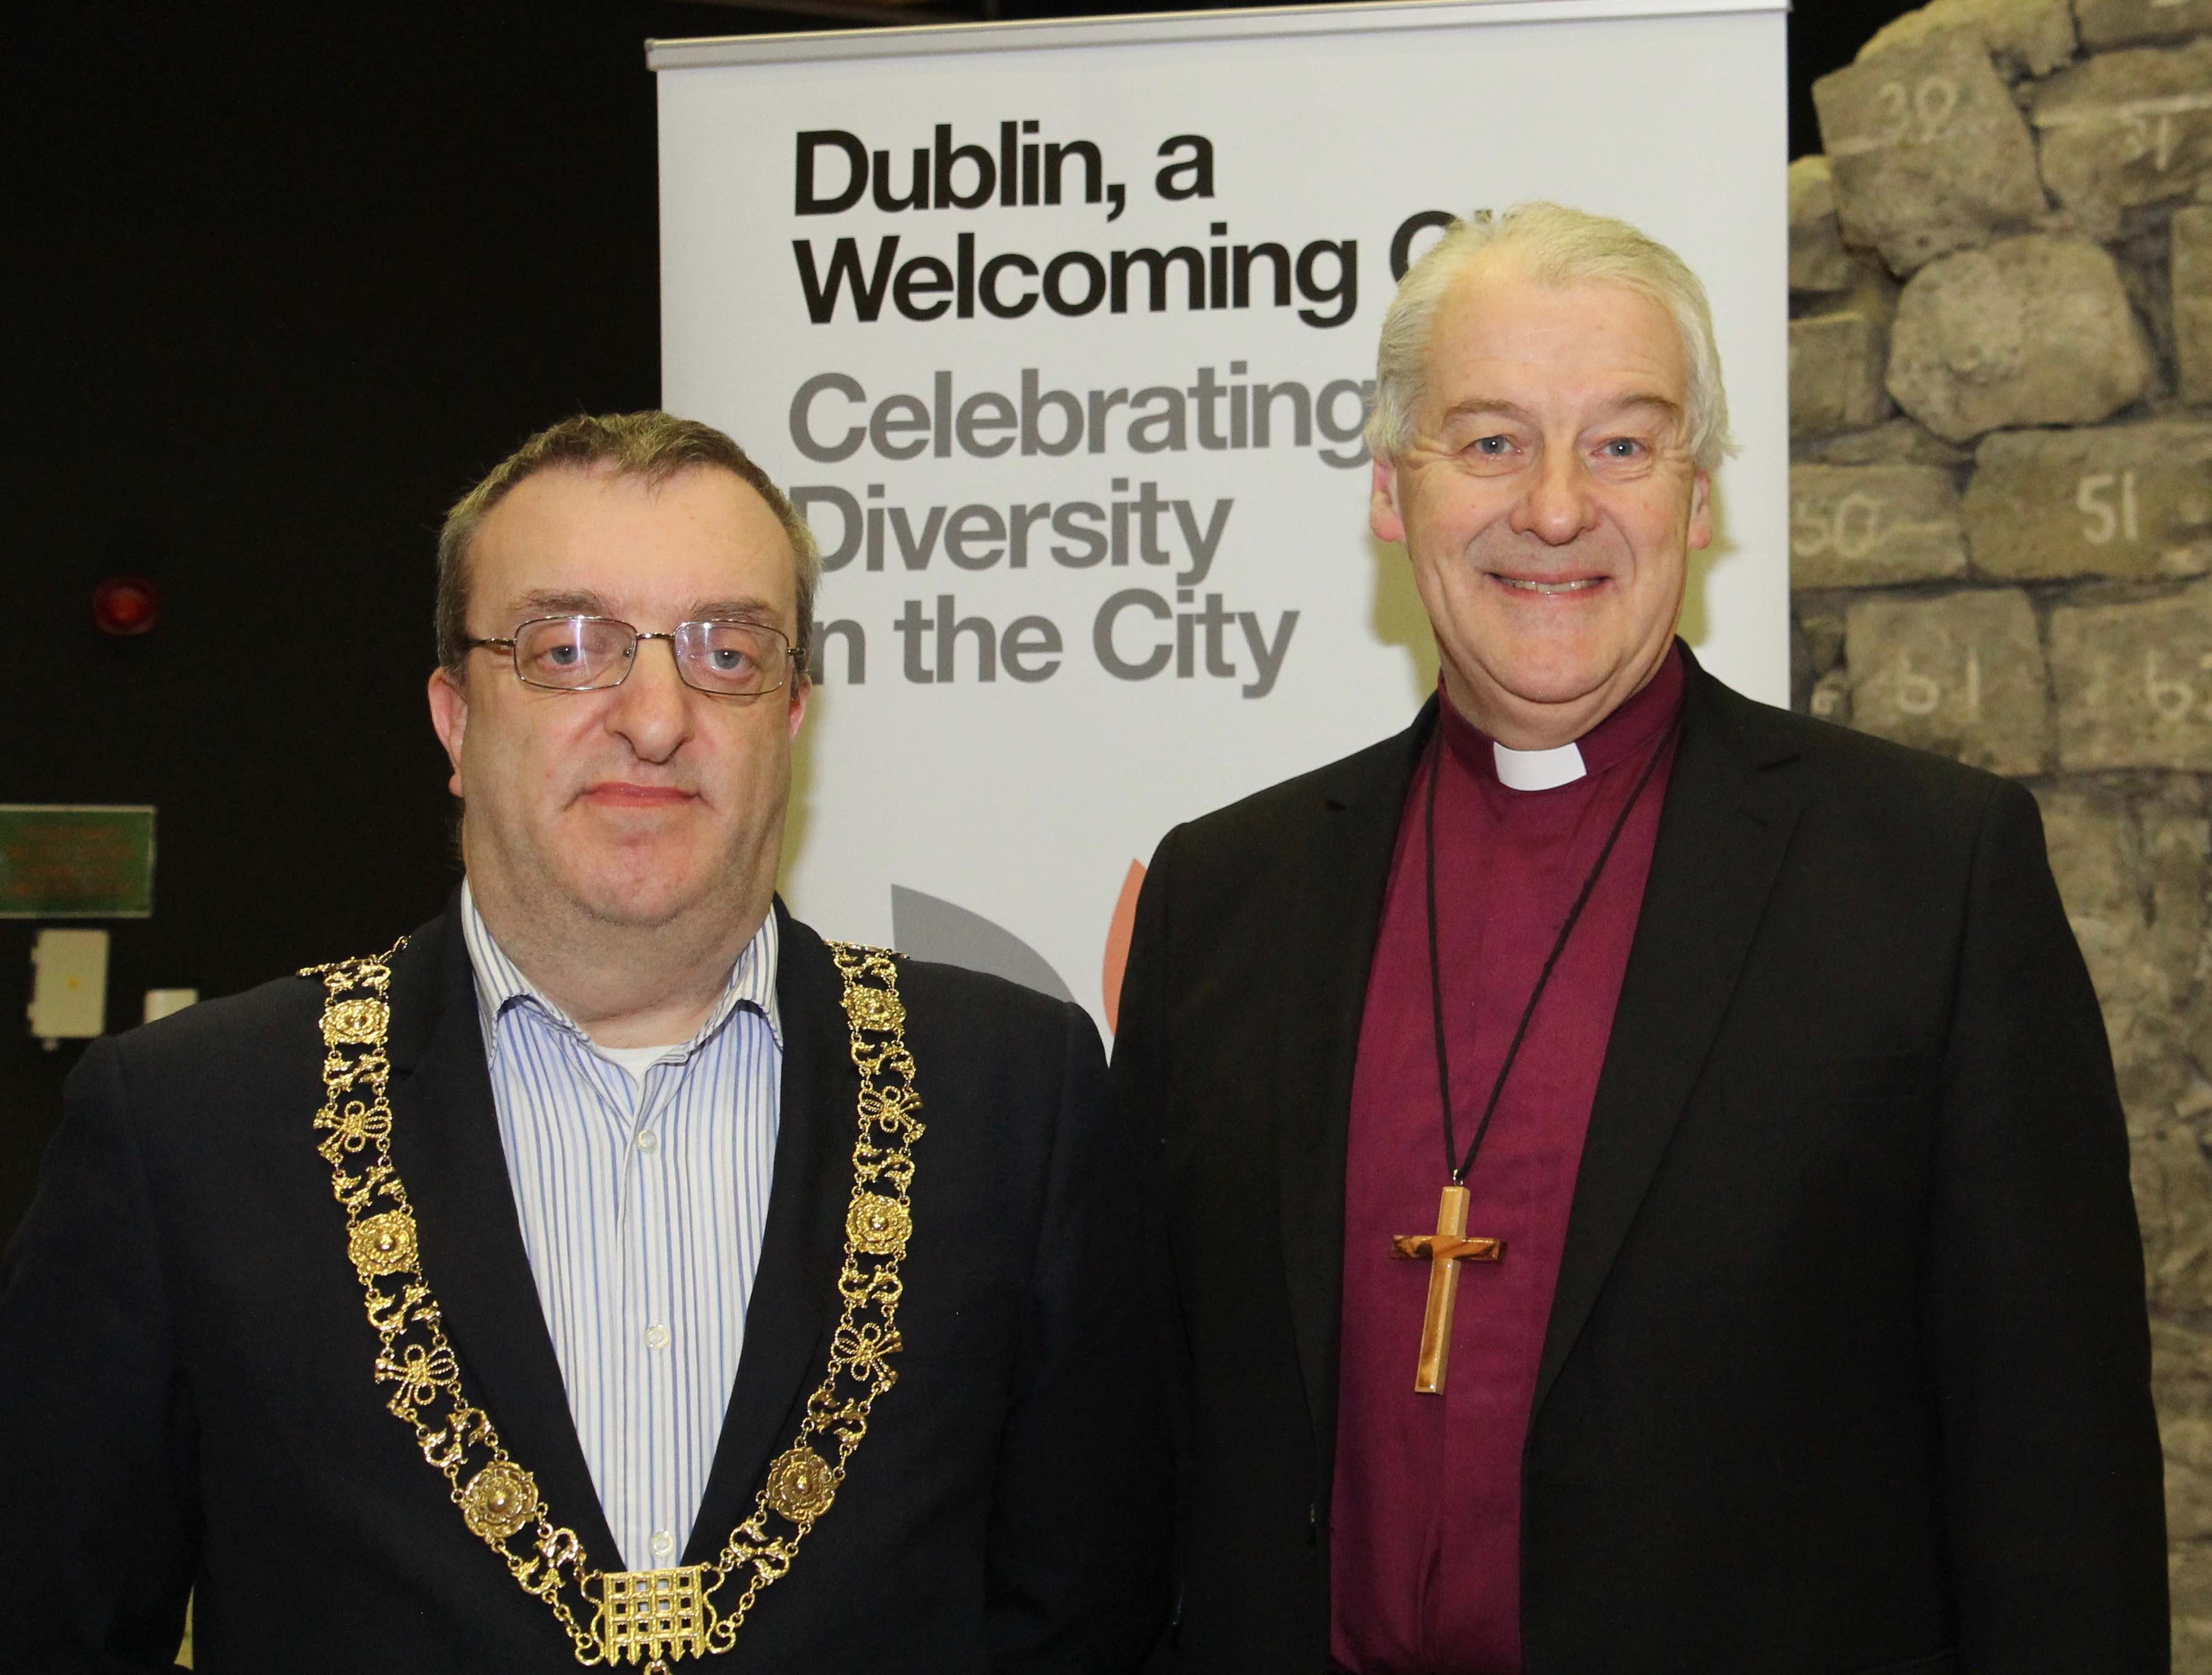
[{"x1": 0, "y1": 805, "x2": 156, "y2": 918}]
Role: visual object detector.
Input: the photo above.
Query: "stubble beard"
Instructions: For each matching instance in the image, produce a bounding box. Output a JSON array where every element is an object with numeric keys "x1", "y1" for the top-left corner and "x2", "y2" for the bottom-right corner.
[{"x1": 465, "y1": 794, "x2": 783, "y2": 986}]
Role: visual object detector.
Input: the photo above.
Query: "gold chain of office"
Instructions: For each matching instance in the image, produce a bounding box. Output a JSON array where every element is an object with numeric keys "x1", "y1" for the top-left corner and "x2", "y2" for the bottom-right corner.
[{"x1": 303, "y1": 937, "x2": 923, "y2": 1671}]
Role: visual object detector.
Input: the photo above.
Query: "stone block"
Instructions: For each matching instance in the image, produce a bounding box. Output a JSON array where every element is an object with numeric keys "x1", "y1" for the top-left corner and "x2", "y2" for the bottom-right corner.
[
  {"x1": 1887, "y1": 236, "x2": 2155, "y2": 442},
  {"x1": 1809, "y1": 668, "x2": 1852, "y2": 726},
  {"x1": 1789, "y1": 157, "x2": 1859, "y2": 295},
  {"x1": 2179, "y1": 207, "x2": 2212, "y2": 408},
  {"x1": 1857, "y1": 0, "x2": 2078, "y2": 78},
  {"x1": 2033, "y1": 39, "x2": 2212, "y2": 219},
  {"x1": 1791, "y1": 313, "x2": 1892, "y2": 438},
  {"x1": 2137, "y1": 1122, "x2": 2212, "y2": 1314},
  {"x1": 1803, "y1": 258, "x2": 1904, "y2": 338},
  {"x1": 2035, "y1": 792, "x2": 2207, "y2": 1114},
  {"x1": 2116, "y1": 1019, "x2": 2198, "y2": 1147},
  {"x1": 2078, "y1": 0, "x2": 2212, "y2": 54},
  {"x1": 2049, "y1": 580, "x2": 2212, "y2": 770},
  {"x1": 1795, "y1": 418, "x2": 1975, "y2": 468},
  {"x1": 1787, "y1": 307, "x2": 1893, "y2": 438},
  {"x1": 2116, "y1": 1008, "x2": 2200, "y2": 1143},
  {"x1": 2173, "y1": 1537, "x2": 2212, "y2": 1671},
  {"x1": 2170, "y1": 1413, "x2": 2212, "y2": 1542},
  {"x1": 2166, "y1": 1325, "x2": 2212, "y2": 1637},
  {"x1": 1801, "y1": 609, "x2": 1848, "y2": 675},
  {"x1": 2147, "y1": 805, "x2": 2211, "y2": 1005},
  {"x1": 2035, "y1": 788, "x2": 2148, "y2": 1008},
  {"x1": 1790, "y1": 464, "x2": 1967, "y2": 586},
  {"x1": 1961, "y1": 421, "x2": 2212, "y2": 580},
  {"x1": 2155, "y1": 1319, "x2": 2212, "y2": 1404},
  {"x1": 1844, "y1": 587, "x2": 2049, "y2": 772},
  {"x1": 1815, "y1": 37, "x2": 2049, "y2": 273}
]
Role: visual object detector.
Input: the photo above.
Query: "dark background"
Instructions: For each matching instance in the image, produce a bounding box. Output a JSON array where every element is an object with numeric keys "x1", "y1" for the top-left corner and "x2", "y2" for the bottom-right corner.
[{"x1": 4, "y1": 0, "x2": 1910, "y2": 1242}]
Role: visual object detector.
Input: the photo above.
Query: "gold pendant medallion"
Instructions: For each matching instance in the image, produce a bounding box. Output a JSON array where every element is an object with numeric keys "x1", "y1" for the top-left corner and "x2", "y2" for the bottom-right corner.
[
  {"x1": 596, "y1": 1565, "x2": 715, "y2": 1665},
  {"x1": 305, "y1": 939, "x2": 922, "y2": 1665}
]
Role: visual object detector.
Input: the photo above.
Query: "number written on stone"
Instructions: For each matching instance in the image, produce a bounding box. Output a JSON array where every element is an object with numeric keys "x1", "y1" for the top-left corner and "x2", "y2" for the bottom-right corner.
[
  {"x1": 2078, "y1": 471, "x2": 2141, "y2": 546},
  {"x1": 2143, "y1": 652, "x2": 2212, "y2": 722},
  {"x1": 1874, "y1": 77, "x2": 1960, "y2": 147},
  {"x1": 1887, "y1": 649, "x2": 1980, "y2": 718},
  {"x1": 2119, "y1": 108, "x2": 2185, "y2": 173},
  {"x1": 1792, "y1": 492, "x2": 1886, "y2": 559}
]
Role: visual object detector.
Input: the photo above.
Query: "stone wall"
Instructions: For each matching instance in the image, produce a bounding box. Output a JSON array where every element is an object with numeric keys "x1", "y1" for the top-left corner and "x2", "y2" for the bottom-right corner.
[{"x1": 1794, "y1": 0, "x2": 2212, "y2": 1653}]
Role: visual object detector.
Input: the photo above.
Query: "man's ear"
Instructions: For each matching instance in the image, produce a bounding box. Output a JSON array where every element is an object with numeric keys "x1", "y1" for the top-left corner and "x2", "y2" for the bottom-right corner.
[
  {"x1": 1370, "y1": 455, "x2": 1407, "y2": 546},
  {"x1": 427, "y1": 667, "x2": 469, "y2": 797},
  {"x1": 1688, "y1": 470, "x2": 1714, "y2": 551},
  {"x1": 787, "y1": 673, "x2": 810, "y2": 742}
]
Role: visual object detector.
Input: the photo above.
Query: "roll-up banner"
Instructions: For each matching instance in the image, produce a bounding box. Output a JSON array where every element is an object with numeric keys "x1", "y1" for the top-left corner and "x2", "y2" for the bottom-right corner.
[{"x1": 652, "y1": 0, "x2": 1788, "y2": 1037}]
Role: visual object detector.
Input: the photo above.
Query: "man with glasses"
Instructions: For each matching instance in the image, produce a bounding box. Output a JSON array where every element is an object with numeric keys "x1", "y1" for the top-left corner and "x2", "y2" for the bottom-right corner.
[{"x1": 0, "y1": 412, "x2": 1169, "y2": 1672}]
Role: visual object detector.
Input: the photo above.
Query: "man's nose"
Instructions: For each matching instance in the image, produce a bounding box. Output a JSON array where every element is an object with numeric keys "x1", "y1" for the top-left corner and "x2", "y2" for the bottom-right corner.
[
  {"x1": 1510, "y1": 448, "x2": 1600, "y2": 546},
  {"x1": 606, "y1": 636, "x2": 694, "y2": 762}
]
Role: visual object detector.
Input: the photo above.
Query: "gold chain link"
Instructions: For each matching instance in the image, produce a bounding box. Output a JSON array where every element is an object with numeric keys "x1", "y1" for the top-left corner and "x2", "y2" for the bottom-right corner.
[{"x1": 303, "y1": 936, "x2": 923, "y2": 1665}]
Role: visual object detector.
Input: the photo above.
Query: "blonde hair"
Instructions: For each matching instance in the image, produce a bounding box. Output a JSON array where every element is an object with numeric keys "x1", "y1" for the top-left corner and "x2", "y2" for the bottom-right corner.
[
  {"x1": 1366, "y1": 202, "x2": 1733, "y2": 473},
  {"x1": 435, "y1": 411, "x2": 821, "y2": 676}
]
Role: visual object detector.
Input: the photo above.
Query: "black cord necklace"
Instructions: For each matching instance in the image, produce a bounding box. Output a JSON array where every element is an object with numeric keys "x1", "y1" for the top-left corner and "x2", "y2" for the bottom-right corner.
[{"x1": 1421, "y1": 711, "x2": 1677, "y2": 1186}]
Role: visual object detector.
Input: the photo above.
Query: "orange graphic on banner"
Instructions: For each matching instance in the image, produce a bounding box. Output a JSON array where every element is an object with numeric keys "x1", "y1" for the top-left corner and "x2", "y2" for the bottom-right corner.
[{"x1": 1101, "y1": 860, "x2": 1145, "y2": 1034}]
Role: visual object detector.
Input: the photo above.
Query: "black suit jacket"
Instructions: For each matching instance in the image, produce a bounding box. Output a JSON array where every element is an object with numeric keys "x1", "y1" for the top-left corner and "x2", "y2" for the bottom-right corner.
[
  {"x1": 1, "y1": 899, "x2": 1169, "y2": 1673},
  {"x1": 1114, "y1": 656, "x2": 2166, "y2": 1674}
]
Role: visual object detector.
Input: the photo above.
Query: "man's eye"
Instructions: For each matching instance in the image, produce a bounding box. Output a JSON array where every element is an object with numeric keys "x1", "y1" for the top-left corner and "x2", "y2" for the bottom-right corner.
[
  {"x1": 1601, "y1": 438, "x2": 1644, "y2": 458},
  {"x1": 1471, "y1": 435, "x2": 1513, "y2": 456},
  {"x1": 544, "y1": 641, "x2": 583, "y2": 666},
  {"x1": 709, "y1": 648, "x2": 755, "y2": 673}
]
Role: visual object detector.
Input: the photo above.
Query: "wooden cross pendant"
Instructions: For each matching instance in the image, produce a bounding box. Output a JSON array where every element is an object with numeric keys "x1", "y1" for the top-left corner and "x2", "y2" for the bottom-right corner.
[{"x1": 1389, "y1": 1183, "x2": 1503, "y2": 1394}]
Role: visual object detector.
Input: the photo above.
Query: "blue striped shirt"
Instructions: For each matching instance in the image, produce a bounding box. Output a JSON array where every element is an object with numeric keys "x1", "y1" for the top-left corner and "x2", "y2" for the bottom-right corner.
[{"x1": 459, "y1": 882, "x2": 783, "y2": 1573}]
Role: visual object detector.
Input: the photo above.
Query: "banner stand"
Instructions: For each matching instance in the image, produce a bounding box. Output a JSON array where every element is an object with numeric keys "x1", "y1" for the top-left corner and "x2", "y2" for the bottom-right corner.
[{"x1": 653, "y1": 0, "x2": 1788, "y2": 1032}]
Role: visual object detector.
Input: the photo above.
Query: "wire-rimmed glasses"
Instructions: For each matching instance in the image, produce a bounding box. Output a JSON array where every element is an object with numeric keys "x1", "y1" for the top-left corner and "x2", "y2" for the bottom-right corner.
[{"x1": 464, "y1": 615, "x2": 801, "y2": 698}]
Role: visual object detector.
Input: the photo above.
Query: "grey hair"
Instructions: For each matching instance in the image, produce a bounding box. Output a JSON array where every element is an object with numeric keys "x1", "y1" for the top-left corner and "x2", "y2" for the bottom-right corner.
[
  {"x1": 1365, "y1": 202, "x2": 1734, "y2": 474},
  {"x1": 435, "y1": 410, "x2": 822, "y2": 678}
]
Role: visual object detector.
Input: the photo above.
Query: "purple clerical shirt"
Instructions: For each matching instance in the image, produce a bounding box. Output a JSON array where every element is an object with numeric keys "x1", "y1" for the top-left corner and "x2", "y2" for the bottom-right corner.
[{"x1": 1329, "y1": 648, "x2": 1684, "y2": 1675}]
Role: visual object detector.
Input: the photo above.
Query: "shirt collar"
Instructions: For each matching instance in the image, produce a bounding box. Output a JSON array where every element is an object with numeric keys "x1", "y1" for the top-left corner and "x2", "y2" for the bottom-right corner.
[
  {"x1": 459, "y1": 878, "x2": 783, "y2": 1063},
  {"x1": 1437, "y1": 639, "x2": 1687, "y2": 791}
]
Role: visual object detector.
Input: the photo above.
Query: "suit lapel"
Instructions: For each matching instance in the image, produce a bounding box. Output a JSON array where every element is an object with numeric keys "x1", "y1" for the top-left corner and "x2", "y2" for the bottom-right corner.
[
  {"x1": 385, "y1": 905, "x2": 620, "y2": 1563},
  {"x1": 1275, "y1": 706, "x2": 1434, "y2": 1481},
  {"x1": 685, "y1": 902, "x2": 853, "y2": 1562},
  {"x1": 1532, "y1": 662, "x2": 1804, "y2": 1420}
]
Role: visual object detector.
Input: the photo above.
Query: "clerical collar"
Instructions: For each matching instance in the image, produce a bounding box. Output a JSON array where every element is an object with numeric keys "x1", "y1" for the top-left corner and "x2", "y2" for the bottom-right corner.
[
  {"x1": 1437, "y1": 641, "x2": 1687, "y2": 791},
  {"x1": 1492, "y1": 739, "x2": 1585, "y2": 791}
]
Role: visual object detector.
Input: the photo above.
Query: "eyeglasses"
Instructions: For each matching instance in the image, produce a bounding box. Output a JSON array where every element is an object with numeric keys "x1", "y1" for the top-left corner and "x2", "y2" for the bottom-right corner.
[{"x1": 464, "y1": 615, "x2": 801, "y2": 698}]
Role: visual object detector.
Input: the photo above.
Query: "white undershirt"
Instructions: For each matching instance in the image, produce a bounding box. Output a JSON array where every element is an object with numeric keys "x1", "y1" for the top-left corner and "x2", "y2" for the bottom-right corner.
[{"x1": 594, "y1": 1041, "x2": 686, "y2": 1092}]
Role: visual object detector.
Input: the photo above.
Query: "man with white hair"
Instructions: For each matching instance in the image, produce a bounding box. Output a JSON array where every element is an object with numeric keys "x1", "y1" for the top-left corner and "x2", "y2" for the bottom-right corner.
[{"x1": 1114, "y1": 204, "x2": 2166, "y2": 1673}]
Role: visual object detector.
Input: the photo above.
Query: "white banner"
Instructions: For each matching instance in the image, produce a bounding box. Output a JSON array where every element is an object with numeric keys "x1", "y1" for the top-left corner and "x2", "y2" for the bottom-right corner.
[{"x1": 654, "y1": 0, "x2": 1789, "y2": 1036}]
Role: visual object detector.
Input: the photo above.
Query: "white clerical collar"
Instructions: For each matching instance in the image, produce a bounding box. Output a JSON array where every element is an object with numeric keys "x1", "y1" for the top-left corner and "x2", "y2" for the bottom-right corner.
[{"x1": 1491, "y1": 739, "x2": 1587, "y2": 792}]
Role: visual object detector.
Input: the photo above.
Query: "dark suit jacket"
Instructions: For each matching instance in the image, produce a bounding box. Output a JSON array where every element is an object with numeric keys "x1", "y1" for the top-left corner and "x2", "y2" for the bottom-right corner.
[
  {"x1": 1, "y1": 899, "x2": 1169, "y2": 1674},
  {"x1": 1114, "y1": 656, "x2": 2167, "y2": 1674}
]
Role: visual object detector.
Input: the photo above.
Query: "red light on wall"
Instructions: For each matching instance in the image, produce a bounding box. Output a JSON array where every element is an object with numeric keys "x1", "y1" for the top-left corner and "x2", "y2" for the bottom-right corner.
[{"x1": 93, "y1": 576, "x2": 160, "y2": 637}]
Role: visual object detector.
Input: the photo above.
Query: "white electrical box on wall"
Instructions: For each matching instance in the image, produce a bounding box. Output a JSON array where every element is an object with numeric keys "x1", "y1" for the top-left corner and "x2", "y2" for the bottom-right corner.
[
  {"x1": 29, "y1": 928, "x2": 109, "y2": 1049},
  {"x1": 143, "y1": 988, "x2": 198, "y2": 1024}
]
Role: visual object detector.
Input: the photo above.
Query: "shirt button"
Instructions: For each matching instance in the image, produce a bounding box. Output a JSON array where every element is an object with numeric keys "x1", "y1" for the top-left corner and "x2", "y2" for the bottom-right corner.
[
  {"x1": 644, "y1": 1324, "x2": 670, "y2": 1351},
  {"x1": 650, "y1": 1530, "x2": 675, "y2": 1559},
  {"x1": 636, "y1": 1129, "x2": 660, "y2": 1154}
]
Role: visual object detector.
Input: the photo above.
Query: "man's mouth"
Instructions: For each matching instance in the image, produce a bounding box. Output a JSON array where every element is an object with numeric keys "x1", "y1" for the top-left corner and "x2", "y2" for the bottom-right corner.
[
  {"x1": 1493, "y1": 576, "x2": 1605, "y2": 595},
  {"x1": 582, "y1": 783, "x2": 697, "y2": 807}
]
